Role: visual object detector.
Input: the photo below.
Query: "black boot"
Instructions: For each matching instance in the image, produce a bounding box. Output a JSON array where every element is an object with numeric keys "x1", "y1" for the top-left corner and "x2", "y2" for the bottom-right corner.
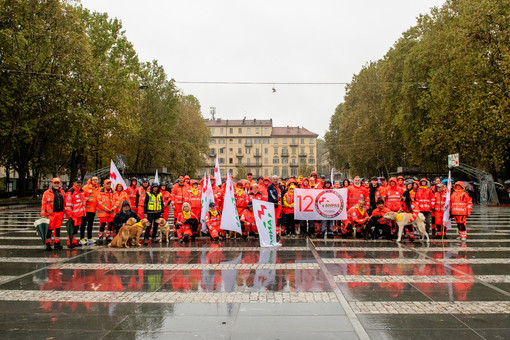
[
  {"x1": 54, "y1": 241, "x2": 63, "y2": 250},
  {"x1": 45, "y1": 242, "x2": 52, "y2": 251}
]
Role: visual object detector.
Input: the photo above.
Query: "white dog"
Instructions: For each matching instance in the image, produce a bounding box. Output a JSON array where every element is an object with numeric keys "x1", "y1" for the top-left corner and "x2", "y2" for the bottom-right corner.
[{"x1": 383, "y1": 211, "x2": 429, "y2": 243}]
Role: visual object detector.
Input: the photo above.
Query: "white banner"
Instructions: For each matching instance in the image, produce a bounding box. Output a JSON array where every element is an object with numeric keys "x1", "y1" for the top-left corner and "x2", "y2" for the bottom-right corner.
[
  {"x1": 110, "y1": 159, "x2": 127, "y2": 190},
  {"x1": 220, "y1": 174, "x2": 242, "y2": 233},
  {"x1": 294, "y1": 188, "x2": 347, "y2": 220},
  {"x1": 200, "y1": 173, "x2": 215, "y2": 233},
  {"x1": 214, "y1": 155, "x2": 222, "y2": 186},
  {"x1": 154, "y1": 169, "x2": 159, "y2": 185},
  {"x1": 252, "y1": 199, "x2": 281, "y2": 247}
]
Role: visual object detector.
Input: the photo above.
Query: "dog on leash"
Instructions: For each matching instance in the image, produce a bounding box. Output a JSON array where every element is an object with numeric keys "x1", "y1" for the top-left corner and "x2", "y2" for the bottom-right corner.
[
  {"x1": 156, "y1": 218, "x2": 171, "y2": 243},
  {"x1": 382, "y1": 211, "x2": 429, "y2": 243},
  {"x1": 109, "y1": 218, "x2": 150, "y2": 248}
]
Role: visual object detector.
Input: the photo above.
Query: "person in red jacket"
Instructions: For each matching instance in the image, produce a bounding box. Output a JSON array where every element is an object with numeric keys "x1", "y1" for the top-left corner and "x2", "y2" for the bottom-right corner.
[
  {"x1": 369, "y1": 198, "x2": 392, "y2": 239},
  {"x1": 283, "y1": 185, "x2": 296, "y2": 236},
  {"x1": 175, "y1": 203, "x2": 199, "y2": 242},
  {"x1": 301, "y1": 178, "x2": 310, "y2": 189},
  {"x1": 344, "y1": 199, "x2": 369, "y2": 238},
  {"x1": 241, "y1": 201, "x2": 257, "y2": 238},
  {"x1": 134, "y1": 178, "x2": 150, "y2": 219},
  {"x1": 247, "y1": 183, "x2": 263, "y2": 202},
  {"x1": 259, "y1": 176, "x2": 271, "y2": 201},
  {"x1": 171, "y1": 175, "x2": 190, "y2": 227},
  {"x1": 41, "y1": 178, "x2": 66, "y2": 250},
  {"x1": 187, "y1": 180, "x2": 202, "y2": 218},
  {"x1": 81, "y1": 177, "x2": 100, "y2": 244},
  {"x1": 384, "y1": 177, "x2": 403, "y2": 212},
  {"x1": 234, "y1": 181, "x2": 248, "y2": 218},
  {"x1": 451, "y1": 181, "x2": 472, "y2": 240},
  {"x1": 97, "y1": 179, "x2": 115, "y2": 244},
  {"x1": 433, "y1": 183, "x2": 448, "y2": 238},
  {"x1": 402, "y1": 180, "x2": 421, "y2": 241},
  {"x1": 416, "y1": 178, "x2": 435, "y2": 234},
  {"x1": 112, "y1": 183, "x2": 129, "y2": 214},
  {"x1": 397, "y1": 176, "x2": 405, "y2": 190},
  {"x1": 205, "y1": 202, "x2": 223, "y2": 241},
  {"x1": 376, "y1": 177, "x2": 388, "y2": 202},
  {"x1": 160, "y1": 182, "x2": 172, "y2": 221},
  {"x1": 126, "y1": 178, "x2": 138, "y2": 208},
  {"x1": 65, "y1": 178, "x2": 86, "y2": 248},
  {"x1": 347, "y1": 176, "x2": 370, "y2": 210}
]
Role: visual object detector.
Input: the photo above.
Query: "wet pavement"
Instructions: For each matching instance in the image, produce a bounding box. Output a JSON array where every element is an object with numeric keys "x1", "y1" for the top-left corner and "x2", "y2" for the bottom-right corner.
[{"x1": 0, "y1": 206, "x2": 509, "y2": 339}]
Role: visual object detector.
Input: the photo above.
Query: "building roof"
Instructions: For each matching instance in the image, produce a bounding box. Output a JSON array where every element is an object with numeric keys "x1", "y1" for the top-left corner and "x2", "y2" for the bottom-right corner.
[
  {"x1": 271, "y1": 126, "x2": 318, "y2": 137},
  {"x1": 206, "y1": 119, "x2": 272, "y2": 127}
]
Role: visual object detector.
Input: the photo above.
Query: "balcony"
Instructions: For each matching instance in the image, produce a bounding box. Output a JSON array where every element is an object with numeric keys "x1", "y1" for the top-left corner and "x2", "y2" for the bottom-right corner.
[
  {"x1": 298, "y1": 153, "x2": 307, "y2": 158},
  {"x1": 290, "y1": 163, "x2": 298, "y2": 167},
  {"x1": 281, "y1": 152, "x2": 289, "y2": 157},
  {"x1": 209, "y1": 153, "x2": 217, "y2": 158},
  {"x1": 254, "y1": 153, "x2": 262, "y2": 157},
  {"x1": 235, "y1": 152, "x2": 243, "y2": 157},
  {"x1": 245, "y1": 141, "x2": 253, "y2": 147},
  {"x1": 290, "y1": 141, "x2": 299, "y2": 147}
]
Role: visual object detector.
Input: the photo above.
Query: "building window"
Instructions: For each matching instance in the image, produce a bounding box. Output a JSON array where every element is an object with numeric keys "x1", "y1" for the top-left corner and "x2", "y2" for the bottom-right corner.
[
  {"x1": 264, "y1": 128, "x2": 269, "y2": 134},
  {"x1": 308, "y1": 158, "x2": 315, "y2": 164},
  {"x1": 211, "y1": 139, "x2": 216, "y2": 144},
  {"x1": 291, "y1": 157, "x2": 296, "y2": 165},
  {"x1": 273, "y1": 158, "x2": 279, "y2": 164},
  {"x1": 274, "y1": 147, "x2": 278, "y2": 155},
  {"x1": 229, "y1": 158, "x2": 233, "y2": 164},
  {"x1": 219, "y1": 148, "x2": 224, "y2": 154},
  {"x1": 264, "y1": 138, "x2": 269, "y2": 144},
  {"x1": 229, "y1": 128, "x2": 233, "y2": 134},
  {"x1": 247, "y1": 128, "x2": 251, "y2": 134},
  {"x1": 300, "y1": 158, "x2": 306, "y2": 164},
  {"x1": 238, "y1": 148, "x2": 242, "y2": 153},
  {"x1": 256, "y1": 169, "x2": 260, "y2": 176},
  {"x1": 211, "y1": 128, "x2": 215, "y2": 134},
  {"x1": 300, "y1": 147, "x2": 305, "y2": 154},
  {"x1": 273, "y1": 167, "x2": 280, "y2": 176},
  {"x1": 292, "y1": 147, "x2": 297, "y2": 154},
  {"x1": 238, "y1": 138, "x2": 242, "y2": 143},
  {"x1": 292, "y1": 138, "x2": 296, "y2": 144},
  {"x1": 219, "y1": 158, "x2": 225, "y2": 164},
  {"x1": 229, "y1": 138, "x2": 233, "y2": 142},
  {"x1": 247, "y1": 158, "x2": 251, "y2": 165},
  {"x1": 265, "y1": 168, "x2": 269, "y2": 176},
  {"x1": 301, "y1": 138, "x2": 304, "y2": 144},
  {"x1": 264, "y1": 158, "x2": 268, "y2": 164},
  {"x1": 229, "y1": 148, "x2": 233, "y2": 152},
  {"x1": 282, "y1": 158, "x2": 288, "y2": 164},
  {"x1": 238, "y1": 128, "x2": 242, "y2": 133},
  {"x1": 309, "y1": 138, "x2": 314, "y2": 144},
  {"x1": 274, "y1": 138, "x2": 278, "y2": 144},
  {"x1": 219, "y1": 138, "x2": 224, "y2": 144},
  {"x1": 210, "y1": 148, "x2": 215, "y2": 154},
  {"x1": 255, "y1": 138, "x2": 260, "y2": 144},
  {"x1": 246, "y1": 148, "x2": 251, "y2": 154},
  {"x1": 283, "y1": 138, "x2": 287, "y2": 144},
  {"x1": 264, "y1": 148, "x2": 268, "y2": 154},
  {"x1": 256, "y1": 128, "x2": 260, "y2": 134},
  {"x1": 309, "y1": 147, "x2": 314, "y2": 155},
  {"x1": 282, "y1": 167, "x2": 288, "y2": 177},
  {"x1": 291, "y1": 168, "x2": 297, "y2": 176},
  {"x1": 220, "y1": 128, "x2": 224, "y2": 134}
]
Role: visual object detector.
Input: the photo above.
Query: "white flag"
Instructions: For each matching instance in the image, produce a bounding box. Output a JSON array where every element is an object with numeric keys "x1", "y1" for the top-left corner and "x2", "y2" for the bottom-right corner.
[
  {"x1": 214, "y1": 155, "x2": 222, "y2": 186},
  {"x1": 154, "y1": 169, "x2": 159, "y2": 185},
  {"x1": 220, "y1": 173, "x2": 242, "y2": 233},
  {"x1": 442, "y1": 171, "x2": 452, "y2": 229},
  {"x1": 200, "y1": 173, "x2": 215, "y2": 233},
  {"x1": 252, "y1": 199, "x2": 281, "y2": 247},
  {"x1": 330, "y1": 168, "x2": 334, "y2": 183},
  {"x1": 110, "y1": 160, "x2": 127, "y2": 190}
]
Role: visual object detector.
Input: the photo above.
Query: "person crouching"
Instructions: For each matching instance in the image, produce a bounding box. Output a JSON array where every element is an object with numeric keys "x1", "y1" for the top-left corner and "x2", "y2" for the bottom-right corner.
[
  {"x1": 205, "y1": 202, "x2": 223, "y2": 241},
  {"x1": 175, "y1": 202, "x2": 199, "y2": 243}
]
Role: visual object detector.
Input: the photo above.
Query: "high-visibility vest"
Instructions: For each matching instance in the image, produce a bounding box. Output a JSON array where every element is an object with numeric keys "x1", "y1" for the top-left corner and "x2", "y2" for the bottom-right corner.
[{"x1": 147, "y1": 192, "x2": 163, "y2": 211}]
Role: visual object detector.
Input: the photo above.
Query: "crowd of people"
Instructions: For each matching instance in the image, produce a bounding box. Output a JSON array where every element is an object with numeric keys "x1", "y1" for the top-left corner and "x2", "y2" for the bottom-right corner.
[{"x1": 39, "y1": 171, "x2": 473, "y2": 250}]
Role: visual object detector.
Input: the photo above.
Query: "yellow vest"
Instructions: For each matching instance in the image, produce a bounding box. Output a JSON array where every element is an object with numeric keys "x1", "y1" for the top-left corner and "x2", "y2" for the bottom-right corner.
[{"x1": 147, "y1": 192, "x2": 163, "y2": 211}]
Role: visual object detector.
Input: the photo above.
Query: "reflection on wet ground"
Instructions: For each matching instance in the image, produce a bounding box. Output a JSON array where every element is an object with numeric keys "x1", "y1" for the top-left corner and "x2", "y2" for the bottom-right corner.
[{"x1": 0, "y1": 205, "x2": 509, "y2": 339}]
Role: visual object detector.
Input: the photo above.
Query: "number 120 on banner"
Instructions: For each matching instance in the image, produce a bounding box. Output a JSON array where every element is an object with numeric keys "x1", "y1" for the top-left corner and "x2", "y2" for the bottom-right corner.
[{"x1": 294, "y1": 188, "x2": 348, "y2": 221}]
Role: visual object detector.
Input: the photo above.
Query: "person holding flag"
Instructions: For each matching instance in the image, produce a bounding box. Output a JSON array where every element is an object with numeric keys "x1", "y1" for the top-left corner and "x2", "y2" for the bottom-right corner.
[{"x1": 200, "y1": 173, "x2": 215, "y2": 235}]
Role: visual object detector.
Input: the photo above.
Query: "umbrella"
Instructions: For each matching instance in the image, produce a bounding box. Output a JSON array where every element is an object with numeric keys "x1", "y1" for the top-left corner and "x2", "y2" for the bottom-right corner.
[
  {"x1": 65, "y1": 218, "x2": 74, "y2": 242},
  {"x1": 504, "y1": 179, "x2": 510, "y2": 185},
  {"x1": 34, "y1": 218, "x2": 50, "y2": 243}
]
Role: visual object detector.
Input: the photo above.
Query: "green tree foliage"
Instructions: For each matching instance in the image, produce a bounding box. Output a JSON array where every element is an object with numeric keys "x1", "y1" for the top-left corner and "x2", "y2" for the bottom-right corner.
[
  {"x1": 325, "y1": 0, "x2": 510, "y2": 179},
  {"x1": 234, "y1": 164, "x2": 247, "y2": 182},
  {"x1": 0, "y1": 0, "x2": 209, "y2": 195}
]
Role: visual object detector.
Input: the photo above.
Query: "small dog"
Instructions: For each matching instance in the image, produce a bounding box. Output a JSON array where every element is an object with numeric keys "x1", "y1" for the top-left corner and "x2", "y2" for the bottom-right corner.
[
  {"x1": 383, "y1": 212, "x2": 429, "y2": 243},
  {"x1": 156, "y1": 218, "x2": 171, "y2": 243},
  {"x1": 109, "y1": 218, "x2": 150, "y2": 248}
]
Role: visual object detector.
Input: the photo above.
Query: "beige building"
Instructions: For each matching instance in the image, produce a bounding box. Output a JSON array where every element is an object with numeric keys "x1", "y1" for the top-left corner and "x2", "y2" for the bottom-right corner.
[{"x1": 203, "y1": 118, "x2": 318, "y2": 178}]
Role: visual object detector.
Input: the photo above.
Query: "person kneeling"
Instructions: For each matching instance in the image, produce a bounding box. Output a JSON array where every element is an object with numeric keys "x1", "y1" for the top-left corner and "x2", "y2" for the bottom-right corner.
[
  {"x1": 175, "y1": 203, "x2": 199, "y2": 243},
  {"x1": 367, "y1": 198, "x2": 392, "y2": 240},
  {"x1": 205, "y1": 202, "x2": 223, "y2": 241},
  {"x1": 346, "y1": 199, "x2": 369, "y2": 238}
]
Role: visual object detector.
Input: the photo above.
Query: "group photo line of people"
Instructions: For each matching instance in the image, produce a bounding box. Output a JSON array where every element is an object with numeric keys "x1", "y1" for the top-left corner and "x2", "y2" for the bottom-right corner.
[{"x1": 39, "y1": 171, "x2": 473, "y2": 250}]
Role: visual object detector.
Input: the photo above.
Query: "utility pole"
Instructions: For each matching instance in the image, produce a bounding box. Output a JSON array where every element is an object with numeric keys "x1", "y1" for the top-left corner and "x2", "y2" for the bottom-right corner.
[{"x1": 210, "y1": 107, "x2": 216, "y2": 120}]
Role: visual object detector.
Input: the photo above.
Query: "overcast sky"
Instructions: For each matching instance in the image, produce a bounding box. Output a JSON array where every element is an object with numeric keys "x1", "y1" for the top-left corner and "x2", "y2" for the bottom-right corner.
[{"x1": 81, "y1": 0, "x2": 445, "y2": 138}]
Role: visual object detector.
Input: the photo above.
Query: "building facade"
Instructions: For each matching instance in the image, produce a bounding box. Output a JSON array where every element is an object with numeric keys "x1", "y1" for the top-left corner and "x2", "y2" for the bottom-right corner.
[{"x1": 203, "y1": 118, "x2": 318, "y2": 178}]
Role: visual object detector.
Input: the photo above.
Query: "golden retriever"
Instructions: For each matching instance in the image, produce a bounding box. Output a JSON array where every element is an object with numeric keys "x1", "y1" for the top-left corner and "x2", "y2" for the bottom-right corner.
[
  {"x1": 156, "y1": 218, "x2": 171, "y2": 243},
  {"x1": 109, "y1": 218, "x2": 150, "y2": 248}
]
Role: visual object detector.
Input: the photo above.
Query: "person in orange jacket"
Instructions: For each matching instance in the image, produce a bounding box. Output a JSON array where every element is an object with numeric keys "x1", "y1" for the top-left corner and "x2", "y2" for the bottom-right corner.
[
  {"x1": 247, "y1": 183, "x2": 263, "y2": 202},
  {"x1": 259, "y1": 176, "x2": 271, "y2": 201},
  {"x1": 81, "y1": 176, "x2": 100, "y2": 244},
  {"x1": 376, "y1": 177, "x2": 388, "y2": 202},
  {"x1": 65, "y1": 178, "x2": 86, "y2": 248},
  {"x1": 451, "y1": 181, "x2": 472, "y2": 240},
  {"x1": 416, "y1": 178, "x2": 435, "y2": 234},
  {"x1": 112, "y1": 183, "x2": 129, "y2": 214},
  {"x1": 175, "y1": 202, "x2": 199, "y2": 242},
  {"x1": 344, "y1": 199, "x2": 369, "y2": 238},
  {"x1": 183, "y1": 175, "x2": 191, "y2": 188},
  {"x1": 301, "y1": 177, "x2": 310, "y2": 189},
  {"x1": 402, "y1": 180, "x2": 421, "y2": 241},
  {"x1": 205, "y1": 202, "x2": 223, "y2": 241},
  {"x1": 41, "y1": 178, "x2": 66, "y2": 250},
  {"x1": 126, "y1": 178, "x2": 138, "y2": 208},
  {"x1": 384, "y1": 177, "x2": 404, "y2": 212},
  {"x1": 283, "y1": 185, "x2": 296, "y2": 236},
  {"x1": 369, "y1": 198, "x2": 392, "y2": 239},
  {"x1": 97, "y1": 179, "x2": 115, "y2": 244},
  {"x1": 171, "y1": 175, "x2": 190, "y2": 227},
  {"x1": 234, "y1": 181, "x2": 248, "y2": 217},
  {"x1": 397, "y1": 176, "x2": 405, "y2": 190},
  {"x1": 240, "y1": 201, "x2": 257, "y2": 238},
  {"x1": 433, "y1": 183, "x2": 448, "y2": 238},
  {"x1": 134, "y1": 178, "x2": 150, "y2": 219},
  {"x1": 347, "y1": 176, "x2": 370, "y2": 210},
  {"x1": 160, "y1": 182, "x2": 172, "y2": 221}
]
